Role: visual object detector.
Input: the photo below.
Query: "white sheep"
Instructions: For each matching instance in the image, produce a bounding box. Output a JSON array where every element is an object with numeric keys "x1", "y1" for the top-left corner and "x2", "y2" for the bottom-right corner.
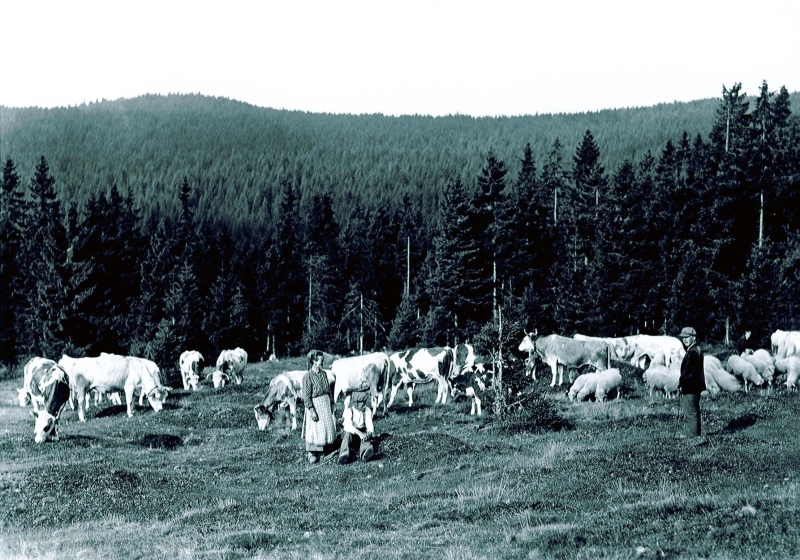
[
  {"x1": 567, "y1": 372, "x2": 600, "y2": 402},
  {"x1": 642, "y1": 366, "x2": 680, "y2": 399},
  {"x1": 703, "y1": 355, "x2": 741, "y2": 394},
  {"x1": 594, "y1": 368, "x2": 623, "y2": 401},
  {"x1": 775, "y1": 356, "x2": 800, "y2": 390},
  {"x1": 743, "y1": 349, "x2": 775, "y2": 386},
  {"x1": 727, "y1": 355, "x2": 764, "y2": 393}
]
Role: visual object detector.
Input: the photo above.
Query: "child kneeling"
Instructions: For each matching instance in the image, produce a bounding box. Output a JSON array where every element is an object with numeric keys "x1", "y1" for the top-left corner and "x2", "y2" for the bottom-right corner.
[{"x1": 338, "y1": 390, "x2": 375, "y2": 464}]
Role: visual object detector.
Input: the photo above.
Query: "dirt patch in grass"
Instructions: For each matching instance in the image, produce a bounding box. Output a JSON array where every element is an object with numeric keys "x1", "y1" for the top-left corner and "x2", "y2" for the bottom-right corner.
[
  {"x1": 380, "y1": 432, "x2": 473, "y2": 467},
  {"x1": 136, "y1": 433, "x2": 184, "y2": 449}
]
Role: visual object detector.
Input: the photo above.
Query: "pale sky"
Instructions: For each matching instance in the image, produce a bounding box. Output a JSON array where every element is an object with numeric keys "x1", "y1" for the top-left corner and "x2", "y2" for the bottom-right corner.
[{"x1": 1, "y1": 0, "x2": 798, "y2": 116}]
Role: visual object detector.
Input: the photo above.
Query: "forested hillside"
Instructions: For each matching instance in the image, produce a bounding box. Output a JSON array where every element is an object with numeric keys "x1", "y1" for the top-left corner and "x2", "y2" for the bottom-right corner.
[
  {"x1": 9, "y1": 91, "x2": 796, "y2": 234},
  {"x1": 1, "y1": 83, "x2": 798, "y2": 382}
]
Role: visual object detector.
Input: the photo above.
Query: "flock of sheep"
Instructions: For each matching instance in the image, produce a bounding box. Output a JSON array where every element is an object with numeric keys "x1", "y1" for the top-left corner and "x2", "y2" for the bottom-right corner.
[{"x1": 568, "y1": 329, "x2": 800, "y2": 404}]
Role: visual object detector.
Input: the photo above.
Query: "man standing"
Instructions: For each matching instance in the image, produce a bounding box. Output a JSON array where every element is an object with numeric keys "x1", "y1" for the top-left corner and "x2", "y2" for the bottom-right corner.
[{"x1": 678, "y1": 326, "x2": 706, "y2": 444}]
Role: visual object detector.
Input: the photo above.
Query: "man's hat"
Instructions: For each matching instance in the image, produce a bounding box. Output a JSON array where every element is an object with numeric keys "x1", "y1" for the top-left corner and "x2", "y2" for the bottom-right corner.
[
  {"x1": 679, "y1": 327, "x2": 697, "y2": 338},
  {"x1": 350, "y1": 390, "x2": 369, "y2": 406}
]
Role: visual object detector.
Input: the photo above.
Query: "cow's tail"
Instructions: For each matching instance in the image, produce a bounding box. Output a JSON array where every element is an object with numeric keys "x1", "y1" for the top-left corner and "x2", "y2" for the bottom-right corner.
[{"x1": 606, "y1": 343, "x2": 611, "y2": 370}]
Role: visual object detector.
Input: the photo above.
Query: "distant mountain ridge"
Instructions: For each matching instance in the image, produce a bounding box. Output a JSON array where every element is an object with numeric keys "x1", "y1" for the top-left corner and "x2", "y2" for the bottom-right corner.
[{"x1": 2, "y1": 91, "x2": 798, "y2": 232}]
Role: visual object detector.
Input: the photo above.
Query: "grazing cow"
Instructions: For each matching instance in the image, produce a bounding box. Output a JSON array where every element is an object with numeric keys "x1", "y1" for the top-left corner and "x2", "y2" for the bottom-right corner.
[
  {"x1": 206, "y1": 369, "x2": 229, "y2": 388},
  {"x1": 623, "y1": 335, "x2": 685, "y2": 369},
  {"x1": 216, "y1": 348, "x2": 248, "y2": 385},
  {"x1": 518, "y1": 333, "x2": 538, "y2": 379},
  {"x1": 449, "y1": 362, "x2": 494, "y2": 415},
  {"x1": 573, "y1": 334, "x2": 631, "y2": 361},
  {"x1": 386, "y1": 344, "x2": 476, "y2": 408},
  {"x1": 58, "y1": 353, "x2": 169, "y2": 421},
  {"x1": 254, "y1": 369, "x2": 336, "y2": 430},
  {"x1": 28, "y1": 362, "x2": 71, "y2": 443},
  {"x1": 18, "y1": 357, "x2": 56, "y2": 409},
  {"x1": 772, "y1": 330, "x2": 800, "y2": 359},
  {"x1": 775, "y1": 356, "x2": 800, "y2": 389},
  {"x1": 525, "y1": 334, "x2": 611, "y2": 387},
  {"x1": 330, "y1": 352, "x2": 391, "y2": 415},
  {"x1": 179, "y1": 350, "x2": 204, "y2": 390},
  {"x1": 127, "y1": 356, "x2": 170, "y2": 411}
]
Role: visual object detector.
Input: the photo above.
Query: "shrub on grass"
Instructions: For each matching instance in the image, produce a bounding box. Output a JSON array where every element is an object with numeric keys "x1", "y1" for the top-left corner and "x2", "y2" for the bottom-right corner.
[{"x1": 495, "y1": 387, "x2": 573, "y2": 435}]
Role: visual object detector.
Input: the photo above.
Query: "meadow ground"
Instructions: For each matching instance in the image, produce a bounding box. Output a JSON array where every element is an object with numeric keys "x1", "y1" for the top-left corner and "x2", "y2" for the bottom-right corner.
[{"x1": 1, "y1": 356, "x2": 798, "y2": 560}]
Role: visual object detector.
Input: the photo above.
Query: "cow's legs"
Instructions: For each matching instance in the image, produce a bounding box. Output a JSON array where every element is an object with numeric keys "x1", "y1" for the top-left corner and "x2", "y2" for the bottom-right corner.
[
  {"x1": 125, "y1": 386, "x2": 135, "y2": 417},
  {"x1": 386, "y1": 383, "x2": 401, "y2": 408},
  {"x1": 407, "y1": 385, "x2": 414, "y2": 406},
  {"x1": 435, "y1": 377, "x2": 448, "y2": 404},
  {"x1": 76, "y1": 387, "x2": 87, "y2": 422},
  {"x1": 288, "y1": 401, "x2": 297, "y2": 430},
  {"x1": 548, "y1": 359, "x2": 559, "y2": 387}
]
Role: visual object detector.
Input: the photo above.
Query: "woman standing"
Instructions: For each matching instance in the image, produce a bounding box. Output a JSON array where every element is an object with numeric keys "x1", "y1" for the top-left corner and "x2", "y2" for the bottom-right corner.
[{"x1": 301, "y1": 349, "x2": 336, "y2": 463}]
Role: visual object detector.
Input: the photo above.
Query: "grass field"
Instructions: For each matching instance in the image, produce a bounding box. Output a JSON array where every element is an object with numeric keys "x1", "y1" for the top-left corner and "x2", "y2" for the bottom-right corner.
[{"x1": 1, "y1": 356, "x2": 798, "y2": 559}]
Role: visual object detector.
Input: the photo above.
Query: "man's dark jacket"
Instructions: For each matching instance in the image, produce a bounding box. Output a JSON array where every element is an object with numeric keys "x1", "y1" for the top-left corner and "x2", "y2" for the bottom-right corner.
[{"x1": 679, "y1": 343, "x2": 705, "y2": 395}]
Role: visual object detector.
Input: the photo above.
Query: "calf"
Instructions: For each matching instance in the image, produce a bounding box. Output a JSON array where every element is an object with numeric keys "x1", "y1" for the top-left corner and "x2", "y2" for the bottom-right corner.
[
  {"x1": 449, "y1": 362, "x2": 495, "y2": 416},
  {"x1": 254, "y1": 369, "x2": 336, "y2": 430}
]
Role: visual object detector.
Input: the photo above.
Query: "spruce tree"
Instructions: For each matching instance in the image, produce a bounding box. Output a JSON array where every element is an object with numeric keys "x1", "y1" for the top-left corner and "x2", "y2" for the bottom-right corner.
[
  {"x1": 16, "y1": 157, "x2": 72, "y2": 357},
  {"x1": 1, "y1": 159, "x2": 26, "y2": 362}
]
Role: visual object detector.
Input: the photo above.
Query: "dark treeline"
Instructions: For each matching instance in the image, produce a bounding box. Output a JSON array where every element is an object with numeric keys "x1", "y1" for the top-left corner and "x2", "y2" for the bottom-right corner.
[{"x1": 1, "y1": 82, "x2": 799, "y2": 384}]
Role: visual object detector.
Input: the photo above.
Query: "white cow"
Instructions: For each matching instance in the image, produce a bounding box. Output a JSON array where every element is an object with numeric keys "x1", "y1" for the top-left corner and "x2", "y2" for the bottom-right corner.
[
  {"x1": 58, "y1": 353, "x2": 169, "y2": 421},
  {"x1": 216, "y1": 348, "x2": 248, "y2": 385},
  {"x1": 330, "y1": 352, "x2": 390, "y2": 415},
  {"x1": 521, "y1": 334, "x2": 611, "y2": 387},
  {"x1": 573, "y1": 334, "x2": 631, "y2": 361},
  {"x1": 179, "y1": 350, "x2": 204, "y2": 390},
  {"x1": 772, "y1": 330, "x2": 800, "y2": 359},
  {"x1": 623, "y1": 335, "x2": 685, "y2": 369}
]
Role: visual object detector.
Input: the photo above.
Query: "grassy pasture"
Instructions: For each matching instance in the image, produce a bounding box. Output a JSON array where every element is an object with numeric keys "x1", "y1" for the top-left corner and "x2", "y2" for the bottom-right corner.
[{"x1": 1, "y1": 357, "x2": 799, "y2": 560}]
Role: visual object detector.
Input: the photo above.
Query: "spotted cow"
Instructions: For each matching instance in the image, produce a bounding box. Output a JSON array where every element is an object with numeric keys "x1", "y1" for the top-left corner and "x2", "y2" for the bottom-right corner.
[
  {"x1": 386, "y1": 344, "x2": 476, "y2": 408},
  {"x1": 179, "y1": 350, "x2": 204, "y2": 390},
  {"x1": 216, "y1": 347, "x2": 248, "y2": 385},
  {"x1": 28, "y1": 362, "x2": 71, "y2": 443},
  {"x1": 449, "y1": 361, "x2": 495, "y2": 416}
]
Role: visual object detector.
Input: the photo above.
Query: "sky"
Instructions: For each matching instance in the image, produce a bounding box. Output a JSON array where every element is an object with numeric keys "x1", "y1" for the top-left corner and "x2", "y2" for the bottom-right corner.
[{"x1": 1, "y1": 0, "x2": 798, "y2": 117}]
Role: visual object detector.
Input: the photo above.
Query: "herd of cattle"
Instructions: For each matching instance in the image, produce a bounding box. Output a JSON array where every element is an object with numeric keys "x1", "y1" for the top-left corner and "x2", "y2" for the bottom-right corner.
[{"x1": 14, "y1": 330, "x2": 800, "y2": 444}]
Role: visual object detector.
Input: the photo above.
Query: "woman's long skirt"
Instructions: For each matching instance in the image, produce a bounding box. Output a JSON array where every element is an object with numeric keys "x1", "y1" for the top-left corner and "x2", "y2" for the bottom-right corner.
[{"x1": 302, "y1": 395, "x2": 336, "y2": 453}]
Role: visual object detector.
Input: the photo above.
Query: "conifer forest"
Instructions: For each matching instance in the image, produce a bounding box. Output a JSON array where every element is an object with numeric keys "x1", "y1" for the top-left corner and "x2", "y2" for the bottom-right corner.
[{"x1": 1, "y1": 82, "x2": 798, "y2": 384}]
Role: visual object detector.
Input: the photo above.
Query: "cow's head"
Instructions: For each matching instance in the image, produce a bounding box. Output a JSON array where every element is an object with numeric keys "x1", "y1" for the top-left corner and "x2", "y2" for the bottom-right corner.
[
  {"x1": 147, "y1": 387, "x2": 170, "y2": 412},
  {"x1": 209, "y1": 370, "x2": 229, "y2": 388},
  {"x1": 17, "y1": 387, "x2": 31, "y2": 407},
  {"x1": 186, "y1": 372, "x2": 200, "y2": 391},
  {"x1": 32, "y1": 410, "x2": 57, "y2": 443},
  {"x1": 254, "y1": 405, "x2": 274, "y2": 430}
]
